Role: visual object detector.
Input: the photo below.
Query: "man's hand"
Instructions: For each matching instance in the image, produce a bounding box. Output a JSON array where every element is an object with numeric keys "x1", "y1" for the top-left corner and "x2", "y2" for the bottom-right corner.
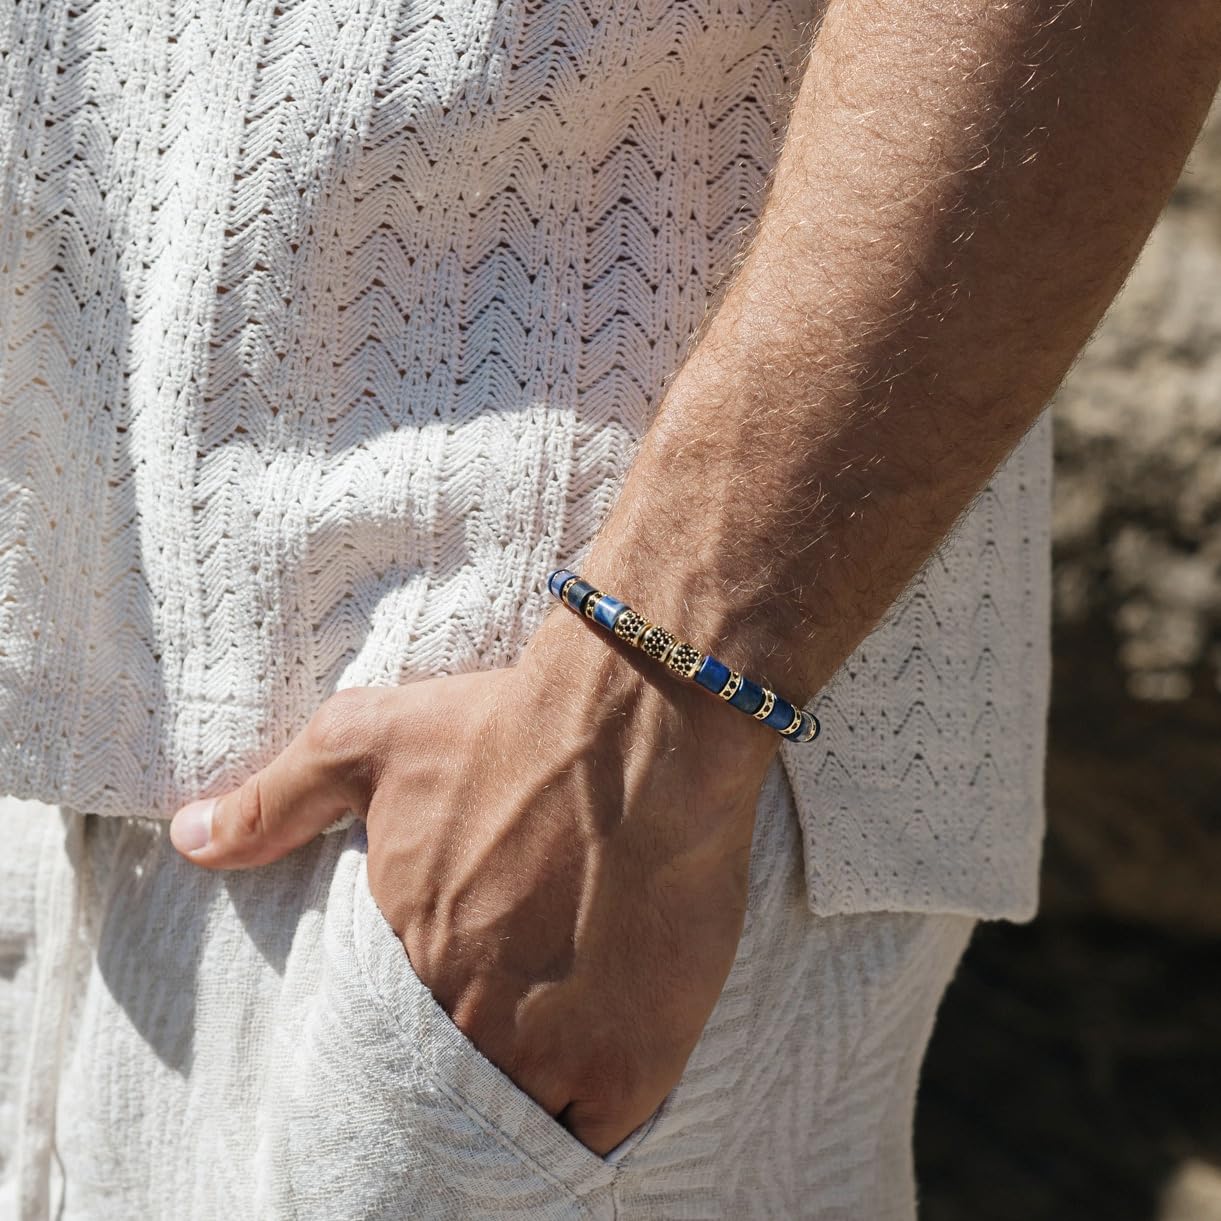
[{"x1": 170, "y1": 610, "x2": 778, "y2": 1155}]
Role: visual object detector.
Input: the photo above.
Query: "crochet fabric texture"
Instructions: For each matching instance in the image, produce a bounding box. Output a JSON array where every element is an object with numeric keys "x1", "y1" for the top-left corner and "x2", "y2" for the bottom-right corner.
[{"x1": 0, "y1": 0, "x2": 1050, "y2": 918}]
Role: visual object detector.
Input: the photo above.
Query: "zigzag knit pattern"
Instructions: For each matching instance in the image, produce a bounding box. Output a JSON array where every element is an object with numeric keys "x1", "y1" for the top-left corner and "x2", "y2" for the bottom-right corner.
[{"x1": 0, "y1": 0, "x2": 1050, "y2": 919}]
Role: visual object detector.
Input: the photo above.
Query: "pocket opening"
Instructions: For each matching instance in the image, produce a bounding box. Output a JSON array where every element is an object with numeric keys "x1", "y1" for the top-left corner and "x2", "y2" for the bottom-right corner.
[{"x1": 348, "y1": 842, "x2": 667, "y2": 1194}]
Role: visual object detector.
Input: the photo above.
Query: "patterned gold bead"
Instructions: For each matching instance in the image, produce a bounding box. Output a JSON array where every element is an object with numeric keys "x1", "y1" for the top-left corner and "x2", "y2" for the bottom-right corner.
[
  {"x1": 665, "y1": 640, "x2": 703, "y2": 680},
  {"x1": 719, "y1": 671, "x2": 742, "y2": 701},
  {"x1": 559, "y1": 576, "x2": 578, "y2": 605},
  {"x1": 613, "y1": 608, "x2": 648, "y2": 645},
  {"x1": 753, "y1": 689, "x2": 776, "y2": 720},
  {"x1": 583, "y1": 591, "x2": 604, "y2": 619},
  {"x1": 780, "y1": 707, "x2": 804, "y2": 737},
  {"x1": 639, "y1": 625, "x2": 677, "y2": 663}
]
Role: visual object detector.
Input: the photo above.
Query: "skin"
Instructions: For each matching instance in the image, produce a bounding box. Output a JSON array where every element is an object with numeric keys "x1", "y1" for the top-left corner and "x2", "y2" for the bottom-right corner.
[{"x1": 171, "y1": 0, "x2": 1221, "y2": 1156}]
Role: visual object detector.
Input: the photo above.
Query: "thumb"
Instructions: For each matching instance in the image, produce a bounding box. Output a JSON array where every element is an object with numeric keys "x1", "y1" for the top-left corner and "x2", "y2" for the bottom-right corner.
[{"x1": 170, "y1": 690, "x2": 381, "y2": 869}]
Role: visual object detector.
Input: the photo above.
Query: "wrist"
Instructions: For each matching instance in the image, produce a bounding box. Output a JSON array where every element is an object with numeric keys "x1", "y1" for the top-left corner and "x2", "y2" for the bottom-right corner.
[
  {"x1": 520, "y1": 604, "x2": 779, "y2": 808},
  {"x1": 565, "y1": 399, "x2": 834, "y2": 705}
]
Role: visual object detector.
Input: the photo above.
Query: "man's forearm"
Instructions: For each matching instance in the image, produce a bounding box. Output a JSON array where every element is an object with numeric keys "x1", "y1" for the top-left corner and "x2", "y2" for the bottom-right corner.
[{"x1": 535, "y1": 0, "x2": 1219, "y2": 769}]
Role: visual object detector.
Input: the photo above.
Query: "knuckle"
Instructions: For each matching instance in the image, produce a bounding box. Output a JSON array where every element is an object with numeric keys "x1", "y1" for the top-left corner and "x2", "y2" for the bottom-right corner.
[
  {"x1": 305, "y1": 686, "x2": 393, "y2": 802},
  {"x1": 305, "y1": 687, "x2": 377, "y2": 763},
  {"x1": 230, "y1": 773, "x2": 269, "y2": 843},
  {"x1": 577, "y1": 1042, "x2": 636, "y2": 1105}
]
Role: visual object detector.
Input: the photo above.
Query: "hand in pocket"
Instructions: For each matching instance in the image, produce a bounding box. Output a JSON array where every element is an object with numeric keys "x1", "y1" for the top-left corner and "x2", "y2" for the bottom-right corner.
[{"x1": 170, "y1": 612, "x2": 775, "y2": 1154}]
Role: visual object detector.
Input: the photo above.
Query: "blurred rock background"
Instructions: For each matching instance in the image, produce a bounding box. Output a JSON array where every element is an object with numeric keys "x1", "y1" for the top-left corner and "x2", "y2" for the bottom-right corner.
[{"x1": 917, "y1": 101, "x2": 1221, "y2": 1219}]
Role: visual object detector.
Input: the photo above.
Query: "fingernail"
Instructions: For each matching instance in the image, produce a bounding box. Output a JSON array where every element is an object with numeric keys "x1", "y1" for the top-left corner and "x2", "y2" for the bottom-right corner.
[{"x1": 171, "y1": 798, "x2": 216, "y2": 854}]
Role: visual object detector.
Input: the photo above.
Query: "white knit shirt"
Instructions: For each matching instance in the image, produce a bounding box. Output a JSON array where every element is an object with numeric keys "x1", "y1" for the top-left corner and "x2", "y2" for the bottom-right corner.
[{"x1": 0, "y1": 0, "x2": 1050, "y2": 918}]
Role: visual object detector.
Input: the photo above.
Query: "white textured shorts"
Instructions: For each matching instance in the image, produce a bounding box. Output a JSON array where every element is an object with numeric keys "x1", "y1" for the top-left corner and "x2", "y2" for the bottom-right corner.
[{"x1": 0, "y1": 761, "x2": 974, "y2": 1220}]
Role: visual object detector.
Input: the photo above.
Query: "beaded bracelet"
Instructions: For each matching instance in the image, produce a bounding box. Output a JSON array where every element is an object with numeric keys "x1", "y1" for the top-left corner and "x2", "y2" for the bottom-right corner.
[{"x1": 546, "y1": 568, "x2": 820, "y2": 743}]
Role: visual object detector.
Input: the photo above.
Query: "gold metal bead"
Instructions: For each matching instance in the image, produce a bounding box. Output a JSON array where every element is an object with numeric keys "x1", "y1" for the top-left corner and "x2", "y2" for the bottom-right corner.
[
  {"x1": 666, "y1": 640, "x2": 703, "y2": 680},
  {"x1": 719, "y1": 671, "x2": 742, "y2": 701},
  {"x1": 753, "y1": 689, "x2": 776, "y2": 720},
  {"x1": 780, "y1": 706, "x2": 804, "y2": 737},
  {"x1": 584, "y1": 591, "x2": 604, "y2": 619},
  {"x1": 559, "y1": 576, "x2": 578, "y2": 606},
  {"x1": 640, "y1": 625, "x2": 677, "y2": 664},
  {"x1": 614, "y1": 608, "x2": 648, "y2": 645}
]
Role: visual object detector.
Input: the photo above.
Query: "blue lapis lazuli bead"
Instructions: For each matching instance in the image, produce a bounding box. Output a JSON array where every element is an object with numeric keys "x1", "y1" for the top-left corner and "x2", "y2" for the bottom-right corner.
[
  {"x1": 763, "y1": 697, "x2": 798, "y2": 732},
  {"x1": 590, "y1": 595, "x2": 626, "y2": 631},
  {"x1": 694, "y1": 654, "x2": 731, "y2": 695},
  {"x1": 548, "y1": 568, "x2": 576, "y2": 599},
  {"x1": 728, "y1": 675, "x2": 766, "y2": 716},
  {"x1": 563, "y1": 578, "x2": 597, "y2": 612}
]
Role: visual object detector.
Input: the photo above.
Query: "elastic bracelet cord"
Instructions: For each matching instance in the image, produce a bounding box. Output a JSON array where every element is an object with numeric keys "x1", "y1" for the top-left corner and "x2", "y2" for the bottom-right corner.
[{"x1": 546, "y1": 568, "x2": 820, "y2": 744}]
